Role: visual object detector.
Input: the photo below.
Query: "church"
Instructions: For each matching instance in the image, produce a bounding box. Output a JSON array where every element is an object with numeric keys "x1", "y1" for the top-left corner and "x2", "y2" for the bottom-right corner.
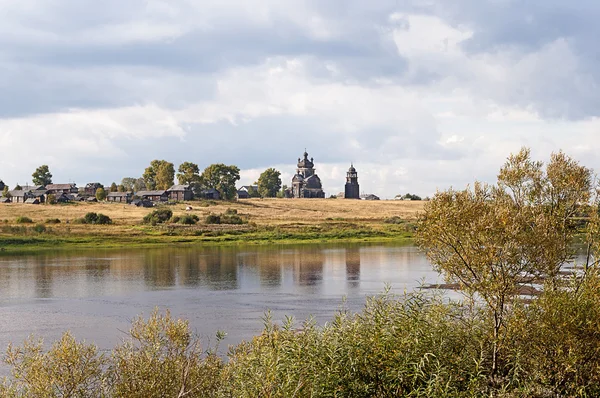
[{"x1": 289, "y1": 151, "x2": 326, "y2": 198}]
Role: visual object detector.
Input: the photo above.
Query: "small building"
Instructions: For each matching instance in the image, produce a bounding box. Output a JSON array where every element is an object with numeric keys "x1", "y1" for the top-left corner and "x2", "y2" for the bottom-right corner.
[
  {"x1": 46, "y1": 184, "x2": 78, "y2": 195},
  {"x1": 56, "y1": 193, "x2": 73, "y2": 203},
  {"x1": 361, "y1": 194, "x2": 380, "y2": 201},
  {"x1": 136, "y1": 190, "x2": 169, "y2": 202},
  {"x1": 86, "y1": 197, "x2": 98, "y2": 203},
  {"x1": 0, "y1": 197, "x2": 11, "y2": 203},
  {"x1": 84, "y1": 183, "x2": 104, "y2": 196},
  {"x1": 131, "y1": 199, "x2": 154, "y2": 208},
  {"x1": 199, "y1": 188, "x2": 221, "y2": 200},
  {"x1": 31, "y1": 189, "x2": 48, "y2": 203},
  {"x1": 107, "y1": 192, "x2": 132, "y2": 203},
  {"x1": 167, "y1": 185, "x2": 194, "y2": 201},
  {"x1": 237, "y1": 185, "x2": 258, "y2": 199},
  {"x1": 8, "y1": 190, "x2": 33, "y2": 203},
  {"x1": 25, "y1": 198, "x2": 40, "y2": 205}
]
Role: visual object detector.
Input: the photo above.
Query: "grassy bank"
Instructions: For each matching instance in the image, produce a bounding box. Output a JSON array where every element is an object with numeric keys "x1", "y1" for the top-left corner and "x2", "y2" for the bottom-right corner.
[{"x1": 0, "y1": 199, "x2": 422, "y2": 252}]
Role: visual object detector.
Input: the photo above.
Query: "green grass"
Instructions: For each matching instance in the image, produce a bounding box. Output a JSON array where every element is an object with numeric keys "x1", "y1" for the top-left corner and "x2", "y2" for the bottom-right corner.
[{"x1": 0, "y1": 222, "x2": 414, "y2": 254}]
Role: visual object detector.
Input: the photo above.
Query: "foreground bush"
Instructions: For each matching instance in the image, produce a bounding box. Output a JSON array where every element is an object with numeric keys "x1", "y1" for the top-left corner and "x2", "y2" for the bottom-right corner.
[
  {"x1": 73, "y1": 212, "x2": 112, "y2": 225},
  {"x1": 15, "y1": 216, "x2": 33, "y2": 224},
  {"x1": 3, "y1": 274, "x2": 600, "y2": 397}
]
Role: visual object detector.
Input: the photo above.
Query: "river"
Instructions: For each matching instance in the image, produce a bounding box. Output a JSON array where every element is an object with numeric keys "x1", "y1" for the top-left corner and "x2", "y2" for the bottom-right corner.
[{"x1": 0, "y1": 242, "x2": 440, "y2": 355}]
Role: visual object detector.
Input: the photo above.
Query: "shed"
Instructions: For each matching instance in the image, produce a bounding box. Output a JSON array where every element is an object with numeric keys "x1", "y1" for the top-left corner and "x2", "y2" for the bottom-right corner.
[
  {"x1": 200, "y1": 188, "x2": 221, "y2": 200},
  {"x1": 136, "y1": 190, "x2": 169, "y2": 202},
  {"x1": 167, "y1": 185, "x2": 193, "y2": 201},
  {"x1": 107, "y1": 192, "x2": 132, "y2": 203},
  {"x1": 25, "y1": 198, "x2": 40, "y2": 205},
  {"x1": 0, "y1": 197, "x2": 11, "y2": 203}
]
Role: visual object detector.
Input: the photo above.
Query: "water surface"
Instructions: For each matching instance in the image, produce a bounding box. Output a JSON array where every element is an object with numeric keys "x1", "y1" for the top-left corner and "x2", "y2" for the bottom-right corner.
[{"x1": 0, "y1": 243, "x2": 439, "y2": 354}]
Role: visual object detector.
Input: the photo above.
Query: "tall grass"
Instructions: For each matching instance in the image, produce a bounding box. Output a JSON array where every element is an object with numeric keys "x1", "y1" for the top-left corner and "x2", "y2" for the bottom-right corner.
[{"x1": 4, "y1": 273, "x2": 600, "y2": 397}]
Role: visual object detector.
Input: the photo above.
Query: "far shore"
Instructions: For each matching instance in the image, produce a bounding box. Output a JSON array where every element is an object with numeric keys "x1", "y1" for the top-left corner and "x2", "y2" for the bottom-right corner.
[{"x1": 0, "y1": 199, "x2": 424, "y2": 253}]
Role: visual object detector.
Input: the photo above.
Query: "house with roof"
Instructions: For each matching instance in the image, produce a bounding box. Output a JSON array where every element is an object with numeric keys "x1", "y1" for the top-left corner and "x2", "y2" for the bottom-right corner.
[
  {"x1": 84, "y1": 183, "x2": 104, "y2": 196},
  {"x1": 46, "y1": 184, "x2": 78, "y2": 195},
  {"x1": 107, "y1": 192, "x2": 132, "y2": 203},
  {"x1": 8, "y1": 190, "x2": 33, "y2": 203},
  {"x1": 25, "y1": 198, "x2": 40, "y2": 205},
  {"x1": 167, "y1": 185, "x2": 193, "y2": 201},
  {"x1": 237, "y1": 185, "x2": 258, "y2": 199},
  {"x1": 199, "y1": 188, "x2": 221, "y2": 200},
  {"x1": 136, "y1": 190, "x2": 169, "y2": 202}
]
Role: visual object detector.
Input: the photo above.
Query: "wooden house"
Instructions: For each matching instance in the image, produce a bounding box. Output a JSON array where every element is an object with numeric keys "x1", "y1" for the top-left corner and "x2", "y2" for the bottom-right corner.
[
  {"x1": 84, "y1": 183, "x2": 104, "y2": 196},
  {"x1": 131, "y1": 199, "x2": 154, "y2": 207},
  {"x1": 199, "y1": 188, "x2": 221, "y2": 200},
  {"x1": 167, "y1": 185, "x2": 193, "y2": 201},
  {"x1": 25, "y1": 198, "x2": 40, "y2": 205},
  {"x1": 0, "y1": 197, "x2": 11, "y2": 203},
  {"x1": 46, "y1": 184, "x2": 78, "y2": 195},
  {"x1": 136, "y1": 190, "x2": 169, "y2": 202},
  {"x1": 107, "y1": 192, "x2": 132, "y2": 203},
  {"x1": 9, "y1": 190, "x2": 33, "y2": 203}
]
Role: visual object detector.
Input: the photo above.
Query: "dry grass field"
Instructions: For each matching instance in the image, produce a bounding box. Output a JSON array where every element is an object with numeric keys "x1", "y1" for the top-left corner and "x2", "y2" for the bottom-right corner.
[{"x1": 0, "y1": 199, "x2": 425, "y2": 250}]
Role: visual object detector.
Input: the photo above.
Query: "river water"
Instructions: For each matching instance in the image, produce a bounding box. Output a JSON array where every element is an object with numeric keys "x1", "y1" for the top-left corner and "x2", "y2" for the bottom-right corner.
[{"x1": 0, "y1": 243, "x2": 440, "y2": 355}]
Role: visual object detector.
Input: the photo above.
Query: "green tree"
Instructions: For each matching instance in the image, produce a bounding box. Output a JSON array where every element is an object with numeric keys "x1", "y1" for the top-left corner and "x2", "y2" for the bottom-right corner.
[
  {"x1": 200, "y1": 164, "x2": 240, "y2": 200},
  {"x1": 121, "y1": 177, "x2": 137, "y2": 191},
  {"x1": 31, "y1": 165, "x2": 52, "y2": 186},
  {"x1": 257, "y1": 168, "x2": 282, "y2": 198},
  {"x1": 117, "y1": 184, "x2": 126, "y2": 192},
  {"x1": 109, "y1": 182, "x2": 118, "y2": 192},
  {"x1": 143, "y1": 160, "x2": 175, "y2": 190},
  {"x1": 177, "y1": 162, "x2": 201, "y2": 185},
  {"x1": 2, "y1": 186, "x2": 10, "y2": 199},
  {"x1": 14, "y1": 184, "x2": 22, "y2": 191},
  {"x1": 416, "y1": 148, "x2": 593, "y2": 376},
  {"x1": 95, "y1": 187, "x2": 107, "y2": 201},
  {"x1": 134, "y1": 178, "x2": 146, "y2": 193}
]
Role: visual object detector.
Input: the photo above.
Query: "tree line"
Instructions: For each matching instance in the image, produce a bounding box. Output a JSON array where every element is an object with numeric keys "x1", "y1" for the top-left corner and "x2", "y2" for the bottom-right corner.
[{"x1": 1, "y1": 162, "x2": 285, "y2": 200}]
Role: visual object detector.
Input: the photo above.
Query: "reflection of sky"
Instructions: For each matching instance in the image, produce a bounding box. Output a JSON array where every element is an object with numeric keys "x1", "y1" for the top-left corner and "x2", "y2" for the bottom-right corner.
[{"x1": 0, "y1": 243, "x2": 441, "y2": 362}]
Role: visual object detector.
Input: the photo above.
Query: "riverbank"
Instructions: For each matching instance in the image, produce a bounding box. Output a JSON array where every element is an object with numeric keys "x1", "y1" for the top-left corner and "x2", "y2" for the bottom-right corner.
[{"x1": 0, "y1": 199, "x2": 423, "y2": 253}]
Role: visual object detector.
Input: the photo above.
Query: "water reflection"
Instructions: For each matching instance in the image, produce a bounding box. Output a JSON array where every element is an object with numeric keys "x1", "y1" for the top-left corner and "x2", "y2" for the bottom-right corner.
[{"x1": 0, "y1": 243, "x2": 440, "y2": 356}]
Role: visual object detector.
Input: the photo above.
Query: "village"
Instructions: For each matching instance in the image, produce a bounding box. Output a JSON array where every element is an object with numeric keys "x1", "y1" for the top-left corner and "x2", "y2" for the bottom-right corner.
[{"x1": 0, "y1": 150, "x2": 420, "y2": 207}]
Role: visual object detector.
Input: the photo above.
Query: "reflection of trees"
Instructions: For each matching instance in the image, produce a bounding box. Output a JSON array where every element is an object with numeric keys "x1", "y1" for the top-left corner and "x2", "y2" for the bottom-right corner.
[
  {"x1": 236, "y1": 248, "x2": 282, "y2": 287},
  {"x1": 292, "y1": 249, "x2": 325, "y2": 286},
  {"x1": 345, "y1": 247, "x2": 361, "y2": 288}
]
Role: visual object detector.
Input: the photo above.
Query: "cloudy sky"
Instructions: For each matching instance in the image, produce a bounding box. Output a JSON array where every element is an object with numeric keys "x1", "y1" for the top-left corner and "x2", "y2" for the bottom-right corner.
[{"x1": 0, "y1": 0, "x2": 598, "y2": 198}]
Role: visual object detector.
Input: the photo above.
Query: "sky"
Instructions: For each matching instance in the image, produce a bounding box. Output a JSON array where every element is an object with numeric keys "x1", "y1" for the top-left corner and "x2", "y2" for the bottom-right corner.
[{"x1": 0, "y1": 0, "x2": 599, "y2": 198}]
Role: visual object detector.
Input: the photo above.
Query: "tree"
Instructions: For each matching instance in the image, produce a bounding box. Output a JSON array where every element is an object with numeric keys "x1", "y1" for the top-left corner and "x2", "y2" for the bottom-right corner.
[
  {"x1": 95, "y1": 187, "x2": 107, "y2": 201},
  {"x1": 276, "y1": 184, "x2": 288, "y2": 198},
  {"x1": 2, "y1": 186, "x2": 10, "y2": 199},
  {"x1": 32, "y1": 165, "x2": 53, "y2": 186},
  {"x1": 134, "y1": 178, "x2": 146, "y2": 193},
  {"x1": 143, "y1": 160, "x2": 175, "y2": 190},
  {"x1": 257, "y1": 168, "x2": 281, "y2": 198},
  {"x1": 121, "y1": 178, "x2": 137, "y2": 192},
  {"x1": 110, "y1": 182, "x2": 118, "y2": 192},
  {"x1": 416, "y1": 148, "x2": 593, "y2": 376},
  {"x1": 177, "y1": 162, "x2": 201, "y2": 185},
  {"x1": 200, "y1": 164, "x2": 240, "y2": 200},
  {"x1": 117, "y1": 184, "x2": 126, "y2": 193}
]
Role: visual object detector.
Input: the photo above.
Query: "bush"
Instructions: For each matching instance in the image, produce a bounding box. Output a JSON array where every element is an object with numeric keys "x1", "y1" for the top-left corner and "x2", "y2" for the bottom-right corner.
[
  {"x1": 15, "y1": 216, "x2": 33, "y2": 224},
  {"x1": 32, "y1": 224, "x2": 47, "y2": 234},
  {"x1": 224, "y1": 208, "x2": 238, "y2": 215},
  {"x1": 45, "y1": 218, "x2": 61, "y2": 224},
  {"x1": 143, "y1": 209, "x2": 173, "y2": 225},
  {"x1": 221, "y1": 214, "x2": 245, "y2": 225},
  {"x1": 384, "y1": 216, "x2": 404, "y2": 224},
  {"x1": 178, "y1": 214, "x2": 199, "y2": 225},
  {"x1": 205, "y1": 214, "x2": 221, "y2": 224},
  {"x1": 46, "y1": 194, "x2": 57, "y2": 205},
  {"x1": 77, "y1": 213, "x2": 112, "y2": 225}
]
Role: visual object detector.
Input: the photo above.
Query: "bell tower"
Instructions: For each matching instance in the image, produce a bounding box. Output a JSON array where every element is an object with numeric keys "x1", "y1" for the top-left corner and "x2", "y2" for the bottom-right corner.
[{"x1": 344, "y1": 164, "x2": 360, "y2": 199}]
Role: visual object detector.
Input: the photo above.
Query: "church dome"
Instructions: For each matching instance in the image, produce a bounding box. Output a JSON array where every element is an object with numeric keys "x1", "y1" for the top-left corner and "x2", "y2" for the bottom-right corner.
[
  {"x1": 298, "y1": 151, "x2": 314, "y2": 168},
  {"x1": 348, "y1": 164, "x2": 356, "y2": 173}
]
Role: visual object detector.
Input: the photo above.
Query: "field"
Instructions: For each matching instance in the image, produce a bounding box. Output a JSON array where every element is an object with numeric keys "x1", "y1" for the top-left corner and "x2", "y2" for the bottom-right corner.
[{"x1": 0, "y1": 199, "x2": 424, "y2": 251}]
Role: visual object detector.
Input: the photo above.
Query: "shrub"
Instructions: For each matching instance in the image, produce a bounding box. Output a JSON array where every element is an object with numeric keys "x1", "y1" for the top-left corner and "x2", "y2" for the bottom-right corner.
[
  {"x1": 384, "y1": 216, "x2": 404, "y2": 224},
  {"x1": 78, "y1": 213, "x2": 112, "y2": 225},
  {"x1": 221, "y1": 214, "x2": 245, "y2": 225},
  {"x1": 46, "y1": 194, "x2": 57, "y2": 205},
  {"x1": 224, "y1": 208, "x2": 238, "y2": 215},
  {"x1": 205, "y1": 214, "x2": 221, "y2": 224},
  {"x1": 45, "y1": 218, "x2": 61, "y2": 224},
  {"x1": 15, "y1": 216, "x2": 33, "y2": 224},
  {"x1": 178, "y1": 214, "x2": 199, "y2": 225},
  {"x1": 32, "y1": 224, "x2": 47, "y2": 234},
  {"x1": 143, "y1": 209, "x2": 173, "y2": 225}
]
